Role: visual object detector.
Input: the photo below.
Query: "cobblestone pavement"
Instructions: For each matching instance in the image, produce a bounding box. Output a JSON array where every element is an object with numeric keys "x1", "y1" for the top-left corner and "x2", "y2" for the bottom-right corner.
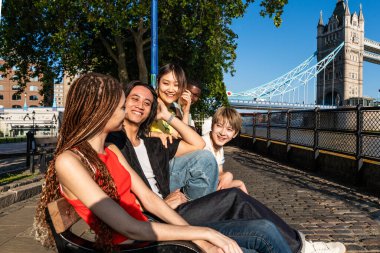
[
  {"x1": 0, "y1": 146, "x2": 379, "y2": 252},
  {"x1": 224, "y1": 146, "x2": 380, "y2": 253}
]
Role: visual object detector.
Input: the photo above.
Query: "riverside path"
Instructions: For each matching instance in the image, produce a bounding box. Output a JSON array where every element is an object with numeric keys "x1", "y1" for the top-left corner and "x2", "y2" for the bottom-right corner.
[{"x1": 0, "y1": 146, "x2": 379, "y2": 252}]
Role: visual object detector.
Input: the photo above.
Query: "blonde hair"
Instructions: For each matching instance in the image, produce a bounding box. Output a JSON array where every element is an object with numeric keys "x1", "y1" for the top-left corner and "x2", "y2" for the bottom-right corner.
[{"x1": 212, "y1": 107, "x2": 242, "y2": 133}]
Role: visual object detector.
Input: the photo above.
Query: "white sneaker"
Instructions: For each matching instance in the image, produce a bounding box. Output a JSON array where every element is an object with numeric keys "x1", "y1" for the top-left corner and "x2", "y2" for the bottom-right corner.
[{"x1": 304, "y1": 241, "x2": 346, "y2": 253}]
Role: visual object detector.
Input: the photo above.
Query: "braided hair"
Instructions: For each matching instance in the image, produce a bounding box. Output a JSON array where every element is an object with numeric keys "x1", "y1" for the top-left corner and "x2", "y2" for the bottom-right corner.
[{"x1": 33, "y1": 73, "x2": 123, "y2": 252}]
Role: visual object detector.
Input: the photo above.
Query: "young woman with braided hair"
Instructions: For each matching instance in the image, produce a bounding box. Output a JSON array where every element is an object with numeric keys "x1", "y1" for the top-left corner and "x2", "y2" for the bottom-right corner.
[{"x1": 33, "y1": 72, "x2": 292, "y2": 253}]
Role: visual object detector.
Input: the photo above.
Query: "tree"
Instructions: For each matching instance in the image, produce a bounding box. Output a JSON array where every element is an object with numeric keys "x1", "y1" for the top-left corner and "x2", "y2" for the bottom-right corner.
[
  {"x1": 0, "y1": 0, "x2": 288, "y2": 107},
  {"x1": 158, "y1": 0, "x2": 288, "y2": 116},
  {"x1": 0, "y1": 0, "x2": 60, "y2": 105}
]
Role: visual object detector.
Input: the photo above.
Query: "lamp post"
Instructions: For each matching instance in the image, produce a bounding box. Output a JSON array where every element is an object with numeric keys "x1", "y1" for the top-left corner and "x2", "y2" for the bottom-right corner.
[
  {"x1": 150, "y1": 0, "x2": 158, "y2": 88},
  {"x1": 51, "y1": 114, "x2": 57, "y2": 136},
  {"x1": 0, "y1": 0, "x2": 3, "y2": 25},
  {"x1": 32, "y1": 110, "x2": 35, "y2": 134},
  {"x1": 23, "y1": 113, "x2": 30, "y2": 121}
]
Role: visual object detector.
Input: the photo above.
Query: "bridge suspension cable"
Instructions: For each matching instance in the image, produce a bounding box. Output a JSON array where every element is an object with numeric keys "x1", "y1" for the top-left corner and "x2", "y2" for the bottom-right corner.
[{"x1": 229, "y1": 42, "x2": 345, "y2": 101}]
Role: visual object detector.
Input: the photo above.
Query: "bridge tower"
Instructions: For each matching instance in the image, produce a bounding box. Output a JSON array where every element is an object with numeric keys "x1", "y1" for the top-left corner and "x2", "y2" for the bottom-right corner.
[{"x1": 316, "y1": 0, "x2": 364, "y2": 105}]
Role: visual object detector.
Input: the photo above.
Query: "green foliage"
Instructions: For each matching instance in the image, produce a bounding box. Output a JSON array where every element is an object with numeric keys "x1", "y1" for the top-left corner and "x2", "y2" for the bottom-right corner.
[
  {"x1": 0, "y1": 0, "x2": 288, "y2": 109},
  {"x1": 0, "y1": 0, "x2": 60, "y2": 104},
  {"x1": 0, "y1": 136, "x2": 27, "y2": 144},
  {"x1": 259, "y1": 0, "x2": 288, "y2": 27},
  {"x1": 0, "y1": 173, "x2": 34, "y2": 185}
]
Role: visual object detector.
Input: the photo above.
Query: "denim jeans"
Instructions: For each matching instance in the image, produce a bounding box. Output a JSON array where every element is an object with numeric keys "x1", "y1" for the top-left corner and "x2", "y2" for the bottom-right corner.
[
  {"x1": 176, "y1": 188, "x2": 302, "y2": 253},
  {"x1": 205, "y1": 219, "x2": 292, "y2": 253},
  {"x1": 169, "y1": 150, "x2": 218, "y2": 200}
]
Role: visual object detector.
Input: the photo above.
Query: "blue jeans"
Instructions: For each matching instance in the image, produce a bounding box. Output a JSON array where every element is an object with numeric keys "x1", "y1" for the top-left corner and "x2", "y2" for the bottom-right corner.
[
  {"x1": 169, "y1": 150, "x2": 218, "y2": 200},
  {"x1": 205, "y1": 219, "x2": 292, "y2": 253}
]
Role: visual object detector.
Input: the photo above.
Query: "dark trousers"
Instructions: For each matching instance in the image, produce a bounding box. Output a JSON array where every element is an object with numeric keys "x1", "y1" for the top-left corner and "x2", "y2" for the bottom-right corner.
[{"x1": 175, "y1": 188, "x2": 302, "y2": 253}]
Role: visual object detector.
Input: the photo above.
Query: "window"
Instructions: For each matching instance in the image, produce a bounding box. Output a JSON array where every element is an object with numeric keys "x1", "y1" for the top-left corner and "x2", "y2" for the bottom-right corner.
[
  {"x1": 12, "y1": 105, "x2": 22, "y2": 108},
  {"x1": 29, "y1": 85, "x2": 38, "y2": 91},
  {"x1": 0, "y1": 95, "x2": 3, "y2": 100},
  {"x1": 29, "y1": 95, "x2": 38, "y2": 100},
  {"x1": 30, "y1": 76, "x2": 39, "y2": 82},
  {"x1": 12, "y1": 94, "x2": 21, "y2": 100},
  {"x1": 30, "y1": 105, "x2": 38, "y2": 108},
  {"x1": 12, "y1": 85, "x2": 20, "y2": 90},
  {"x1": 0, "y1": 85, "x2": 3, "y2": 91}
]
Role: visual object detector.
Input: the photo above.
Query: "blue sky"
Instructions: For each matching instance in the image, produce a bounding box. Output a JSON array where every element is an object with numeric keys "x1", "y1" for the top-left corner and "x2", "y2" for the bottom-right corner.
[{"x1": 224, "y1": 0, "x2": 380, "y2": 102}]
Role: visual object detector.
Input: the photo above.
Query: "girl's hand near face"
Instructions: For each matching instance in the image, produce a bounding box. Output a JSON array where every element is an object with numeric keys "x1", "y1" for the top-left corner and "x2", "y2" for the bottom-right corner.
[
  {"x1": 156, "y1": 98, "x2": 172, "y2": 121},
  {"x1": 178, "y1": 89, "x2": 192, "y2": 114}
]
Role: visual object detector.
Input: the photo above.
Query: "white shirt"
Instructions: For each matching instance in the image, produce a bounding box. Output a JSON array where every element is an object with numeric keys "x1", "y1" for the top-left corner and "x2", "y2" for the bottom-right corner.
[
  {"x1": 202, "y1": 117, "x2": 212, "y2": 136},
  {"x1": 202, "y1": 133, "x2": 225, "y2": 166},
  {"x1": 133, "y1": 139, "x2": 163, "y2": 198}
]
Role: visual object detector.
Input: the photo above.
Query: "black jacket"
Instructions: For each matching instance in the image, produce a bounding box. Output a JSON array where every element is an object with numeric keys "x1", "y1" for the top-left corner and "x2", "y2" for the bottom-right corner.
[{"x1": 107, "y1": 131, "x2": 180, "y2": 198}]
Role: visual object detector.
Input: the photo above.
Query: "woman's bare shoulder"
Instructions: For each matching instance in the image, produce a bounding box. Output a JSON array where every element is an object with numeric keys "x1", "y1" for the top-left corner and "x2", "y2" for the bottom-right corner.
[{"x1": 55, "y1": 150, "x2": 82, "y2": 172}]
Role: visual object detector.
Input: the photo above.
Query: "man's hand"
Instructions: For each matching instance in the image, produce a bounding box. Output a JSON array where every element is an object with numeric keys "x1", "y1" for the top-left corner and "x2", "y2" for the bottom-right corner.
[{"x1": 164, "y1": 189, "x2": 188, "y2": 209}]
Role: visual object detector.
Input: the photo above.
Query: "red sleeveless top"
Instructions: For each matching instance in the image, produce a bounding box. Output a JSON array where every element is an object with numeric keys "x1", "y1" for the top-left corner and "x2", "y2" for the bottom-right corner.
[{"x1": 60, "y1": 147, "x2": 148, "y2": 244}]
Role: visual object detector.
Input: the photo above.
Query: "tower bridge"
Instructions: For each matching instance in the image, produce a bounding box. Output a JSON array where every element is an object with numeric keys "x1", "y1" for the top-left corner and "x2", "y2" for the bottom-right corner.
[
  {"x1": 229, "y1": 0, "x2": 380, "y2": 109},
  {"x1": 363, "y1": 38, "x2": 380, "y2": 64}
]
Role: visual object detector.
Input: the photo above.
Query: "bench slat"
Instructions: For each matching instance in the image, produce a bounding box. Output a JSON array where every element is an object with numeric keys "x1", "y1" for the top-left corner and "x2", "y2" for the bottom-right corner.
[{"x1": 47, "y1": 198, "x2": 80, "y2": 234}]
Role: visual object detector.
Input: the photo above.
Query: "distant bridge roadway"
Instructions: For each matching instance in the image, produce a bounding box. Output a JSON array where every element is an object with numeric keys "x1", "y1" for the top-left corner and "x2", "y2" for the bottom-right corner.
[{"x1": 229, "y1": 99, "x2": 336, "y2": 111}]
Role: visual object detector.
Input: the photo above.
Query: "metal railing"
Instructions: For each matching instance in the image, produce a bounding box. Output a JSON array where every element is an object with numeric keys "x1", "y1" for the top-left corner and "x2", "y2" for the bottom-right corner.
[{"x1": 241, "y1": 106, "x2": 380, "y2": 170}]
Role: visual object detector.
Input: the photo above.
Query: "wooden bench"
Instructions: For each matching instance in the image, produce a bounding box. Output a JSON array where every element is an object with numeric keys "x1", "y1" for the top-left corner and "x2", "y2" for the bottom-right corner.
[
  {"x1": 30, "y1": 137, "x2": 57, "y2": 172},
  {"x1": 46, "y1": 198, "x2": 201, "y2": 253}
]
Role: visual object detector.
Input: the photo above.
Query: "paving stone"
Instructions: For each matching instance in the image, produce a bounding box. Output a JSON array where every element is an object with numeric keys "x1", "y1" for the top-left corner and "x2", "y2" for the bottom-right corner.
[
  {"x1": 225, "y1": 146, "x2": 380, "y2": 252},
  {"x1": 0, "y1": 146, "x2": 379, "y2": 252},
  {"x1": 345, "y1": 244, "x2": 367, "y2": 250}
]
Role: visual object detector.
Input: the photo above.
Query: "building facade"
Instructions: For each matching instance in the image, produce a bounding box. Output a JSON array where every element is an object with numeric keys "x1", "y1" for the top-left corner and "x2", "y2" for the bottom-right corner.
[
  {"x1": 0, "y1": 60, "x2": 44, "y2": 109},
  {"x1": 54, "y1": 83, "x2": 65, "y2": 107},
  {"x1": 316, "y1": 0, "x2": 364, "y2": 105}
]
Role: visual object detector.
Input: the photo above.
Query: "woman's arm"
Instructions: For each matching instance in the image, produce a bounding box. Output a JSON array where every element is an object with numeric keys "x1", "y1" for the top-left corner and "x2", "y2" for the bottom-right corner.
[
  {"x1": 156, "y1": 98, "x2": 205, "y2": 155},
  {"x1": 107, "y1": 145, "x2": 242, "y2": 252}
]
